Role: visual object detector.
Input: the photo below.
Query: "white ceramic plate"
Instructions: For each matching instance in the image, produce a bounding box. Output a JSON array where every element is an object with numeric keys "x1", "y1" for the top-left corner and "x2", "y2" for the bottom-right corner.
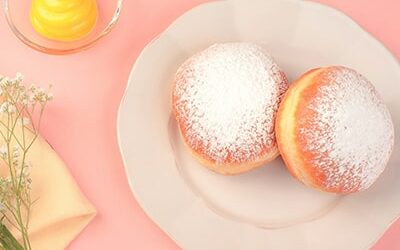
[{"x1": 117, "y1": 0, "x2": 400, "y2": 249}]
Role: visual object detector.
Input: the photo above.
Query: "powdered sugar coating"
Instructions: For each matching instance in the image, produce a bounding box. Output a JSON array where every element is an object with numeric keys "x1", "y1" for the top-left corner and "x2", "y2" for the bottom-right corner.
[
  {"x1": 298, "y1": 67, "x2": 394, "y2": 192},
  {"x1": 173, "y1": 43, "x2": 288, "y2": 165}
]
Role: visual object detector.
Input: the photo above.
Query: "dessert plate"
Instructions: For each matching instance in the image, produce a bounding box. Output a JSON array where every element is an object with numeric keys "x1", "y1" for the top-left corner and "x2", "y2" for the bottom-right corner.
[{"x1": 117, "y1": 0, "x2": 400, "y2": 249}]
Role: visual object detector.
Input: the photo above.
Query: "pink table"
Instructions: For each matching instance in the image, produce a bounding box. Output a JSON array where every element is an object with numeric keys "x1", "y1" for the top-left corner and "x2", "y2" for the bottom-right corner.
[{"x1": 0, "y1": 0, "x2": 398, "y2": 249}]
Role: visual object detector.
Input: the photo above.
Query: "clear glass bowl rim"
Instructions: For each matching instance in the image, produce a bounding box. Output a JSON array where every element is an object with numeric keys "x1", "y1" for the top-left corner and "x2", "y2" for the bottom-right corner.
[{"x1": 4, "y1": 0, "x2": 123, "y2": 55}]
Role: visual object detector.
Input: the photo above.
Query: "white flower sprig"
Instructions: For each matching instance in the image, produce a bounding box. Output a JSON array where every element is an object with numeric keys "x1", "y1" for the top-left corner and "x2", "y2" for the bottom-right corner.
[{"x1": 0, "y1": 73, "x2": 52, "y2": 250}]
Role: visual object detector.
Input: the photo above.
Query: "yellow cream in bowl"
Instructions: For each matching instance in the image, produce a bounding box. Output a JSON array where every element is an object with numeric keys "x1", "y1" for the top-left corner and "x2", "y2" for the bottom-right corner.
[{"x1": 30, "y1": 0, "x2": 98, "y2": 42}]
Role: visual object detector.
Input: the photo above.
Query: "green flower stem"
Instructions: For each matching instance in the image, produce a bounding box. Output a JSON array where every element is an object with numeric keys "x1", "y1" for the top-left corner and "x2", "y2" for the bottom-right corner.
[{"x1": 0, "y1": 222, "x2": 24, "y2": 250}]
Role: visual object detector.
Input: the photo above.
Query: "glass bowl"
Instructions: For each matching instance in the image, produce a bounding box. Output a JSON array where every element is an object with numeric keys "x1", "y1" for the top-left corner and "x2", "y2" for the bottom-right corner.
[{"x1": 4, "y1": 0, "x2": 122, "y2": 55}]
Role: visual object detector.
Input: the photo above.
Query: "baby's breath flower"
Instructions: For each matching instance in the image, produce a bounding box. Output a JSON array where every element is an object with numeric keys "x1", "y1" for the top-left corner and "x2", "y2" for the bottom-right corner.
[
  {"x1": 0, "y1": 73, "x2": 51, "y2": 250},
  {"x1": 12, "y1": 145, "x2": 19, "y2": 158},
  {"x1": 21, "y1": 98, "x2": 28, "y2": 106},
  {"x1": 0, "y1": 77, "x2": 9, "y2": 87},
  {"x1": 15, "y1": 72, "x2": 23, "y2": 82},
  {"x1": 0, "y1": 102, "x2": 8, "y2": 113},
  {"x1": 47, "y1": 93, "x2": 53, "y2": 101},
  {"x1": 0, "y1": 102, "x2": 16, "y2": 114},
  {"x1": 29, "y1": 93, "x2": 35, "y2": 103},
  {"x1": 32, "y1": 87, "x2": 51, "y2": 103},
  {"x1": 0, "y1": 177, "x2": 12, "y2": 199},
  {"x1": 0, "y1": 146, "x2": 7, "y2": 159}
]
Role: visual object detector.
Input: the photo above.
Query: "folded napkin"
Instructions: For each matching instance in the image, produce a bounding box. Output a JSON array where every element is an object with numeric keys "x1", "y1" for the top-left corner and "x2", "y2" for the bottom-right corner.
[{"x1": 1, "y1": 127, "x2": 96, "y2": 249}]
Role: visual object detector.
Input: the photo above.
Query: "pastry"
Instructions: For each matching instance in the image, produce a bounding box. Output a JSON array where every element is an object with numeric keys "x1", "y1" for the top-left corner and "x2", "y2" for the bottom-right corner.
[
  {"x1": 173, "y1": 43, "x2": 288, "y2": 174},
  {"x1": 276, "y1": 66, "x2": 394, "y2": 193}
]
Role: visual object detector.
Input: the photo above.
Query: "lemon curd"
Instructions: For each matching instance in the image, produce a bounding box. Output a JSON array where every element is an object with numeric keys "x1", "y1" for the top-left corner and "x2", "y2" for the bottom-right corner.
[{"x1": 30, "y1": 0, "x2": 98, "y2": 42}]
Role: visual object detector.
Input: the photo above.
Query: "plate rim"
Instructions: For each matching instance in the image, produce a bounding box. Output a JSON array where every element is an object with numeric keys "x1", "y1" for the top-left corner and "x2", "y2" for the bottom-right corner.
[{"x1": 116, "y1": 0, "x2": 400, "y2": 249}]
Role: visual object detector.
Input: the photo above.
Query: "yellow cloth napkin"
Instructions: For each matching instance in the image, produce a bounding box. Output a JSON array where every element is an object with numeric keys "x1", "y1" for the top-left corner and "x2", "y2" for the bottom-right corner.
[{"x1": 1, "y1": 133, "x2": 96, "y2": 249}]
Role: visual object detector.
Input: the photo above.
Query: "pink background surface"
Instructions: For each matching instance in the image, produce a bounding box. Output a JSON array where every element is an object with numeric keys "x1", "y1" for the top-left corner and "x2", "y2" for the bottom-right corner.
[{"x1": 0, "y1": 0, "x2": 399, "y2": 249}]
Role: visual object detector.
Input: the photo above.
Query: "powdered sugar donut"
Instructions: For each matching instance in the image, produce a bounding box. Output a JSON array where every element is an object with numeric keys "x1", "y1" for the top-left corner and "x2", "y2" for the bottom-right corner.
[
  {"x1": 276, "y1": 66, "x2": 394, "y2": 193},
  {"x1": 172, "y1": 43, "x2": 288, "y2": 175}
]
